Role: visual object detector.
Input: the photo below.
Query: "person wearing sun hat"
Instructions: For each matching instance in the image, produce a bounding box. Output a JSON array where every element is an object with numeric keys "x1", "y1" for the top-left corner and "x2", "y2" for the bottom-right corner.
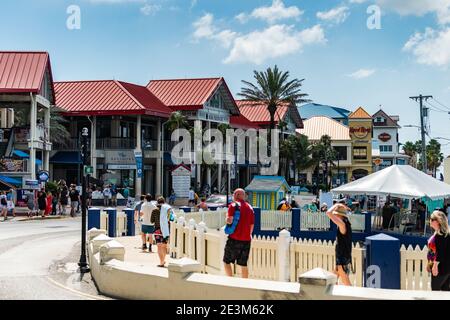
[{"x1": 326, "y1": 200, "x2": 353, "y2": 286}]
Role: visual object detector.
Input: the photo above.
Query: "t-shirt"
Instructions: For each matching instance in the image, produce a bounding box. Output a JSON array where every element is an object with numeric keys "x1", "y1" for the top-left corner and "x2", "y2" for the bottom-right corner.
[
  {"x1": 434, "y1": 233, "x2": 450, "y2": 275},
  {"x1": 228, "y1": 200, "x2": 255, "y2": 242},
  {"x1": 103, "y1": 188, "x2": 111, "y2": 198},
  {"x1": 188, "y1": 190, "x2": 195, "y2": 200},
  {"x1": 0, "y1": 195, "x2": 7, "y2": 206},
  {"x1": 140, "y1": 201, "x2": 157, "y2": 226},
  {"x1": 123, "y1": 188, "x2": 130, "y2": 198},
  {"x1": 69, "y1": 189, "x2": 80, "y2": 202}
]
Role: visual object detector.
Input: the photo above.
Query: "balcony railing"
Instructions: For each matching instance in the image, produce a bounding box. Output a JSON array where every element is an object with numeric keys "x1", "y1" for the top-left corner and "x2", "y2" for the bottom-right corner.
[
  {"x1": 53, "y1": 138, "x2": 81, "y2": 150},
  {"x1": 96, "y1": 138, "x2": 137, "y2": 150},
  {"x1": 142, "y1": 140, "x2": 177, "y2": 152}
]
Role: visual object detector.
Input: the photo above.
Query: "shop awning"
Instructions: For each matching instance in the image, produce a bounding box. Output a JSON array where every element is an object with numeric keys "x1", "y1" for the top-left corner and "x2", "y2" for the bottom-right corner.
[
  {"x1": 50, "y1": 151, "x2": 82, "y2": 164},
  {"x1": 12, "y1": 149, "x2": 42, "y2": 165},
  {"x1": 0, "y1": 175, "x2": 22, "y2": 187}
]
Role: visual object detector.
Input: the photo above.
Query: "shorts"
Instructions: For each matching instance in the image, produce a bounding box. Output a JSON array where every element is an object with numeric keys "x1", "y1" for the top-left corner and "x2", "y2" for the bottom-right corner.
[
  {"x1": 335, "y1": 256, "x2": 352, "y2": 275},
  {"x1": 154, "y1": 229, "x2": 169, "y2": 244},
  {"x1": 141, "y1": 224, "x2": 155, "y2": 234},
  {"x1": 71, "y1": 201, "x2": 78, "y2": 209},
  {"x1": 27, "y1": 204, "x2": 35, "y2": 210},
  {"x1": 223, "y1": 238, "x2": 251, "y2": 267}
]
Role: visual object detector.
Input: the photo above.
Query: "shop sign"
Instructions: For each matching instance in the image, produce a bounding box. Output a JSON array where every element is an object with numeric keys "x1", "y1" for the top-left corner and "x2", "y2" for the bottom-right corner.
[
  {"x1": 378, "y1": 133, "x2": 391, "y2": 142},
  {"x1": 105, "y1": 150, "x2": 135, "y2": 165},
  {"x1": 172, "y1": 165, "x2": 191, "y2": 198},
  {"x1": 350, "y1": 126, "x2": 371, "y2": 139},
  {"x1": 24, "y1": 179, "x2": 40, "y2": 190},
  {"x1": 37, "y1": 170, "x2": 49, "y2": 182},
  {"x1": 0, "y1": 159, "x2": 24, "y2": 172},
  {"x1": 108, "y1": 164, "x2": 137, "y2": 170}
]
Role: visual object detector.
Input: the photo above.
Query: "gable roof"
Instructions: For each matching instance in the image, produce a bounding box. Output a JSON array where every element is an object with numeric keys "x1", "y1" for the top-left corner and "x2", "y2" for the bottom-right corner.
[
  {"x1": 54, "y1": 80, "x2": 172, "y2": 117},
  {"x1": 298, "y1": 103, "x2": 350, "y2": 120},
  {"x1": 230, "y1": 114, "x2": 260, "y2": 130},
  {"x1": 236, "y1": 100, "x2": 303, "y2": 128},
  {"x1": 245, "y1": 176, "x2": 291, "y2": 193},
  {"x1": 372, "y1": 109, "x2": 400, "y2": 128},
  {"x1": 297, "y1": 116, "x2": 350, "y2": 141},
  {"x1": 0, "y1": 51, "x2": 55, "y2": 101},
  {"x1": 147, "y1": 77, "x2": 239, "y2": 114},
  {"x1": 349, "y1": 106, "x2": 372, "y2": 119}
]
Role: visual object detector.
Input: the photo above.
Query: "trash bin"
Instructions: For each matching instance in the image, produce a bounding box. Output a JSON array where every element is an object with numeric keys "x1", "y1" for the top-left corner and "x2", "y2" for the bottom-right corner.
[
  {"x1": 123, "y1": 208, "x2": 135, "y2": 236},
  {"x1": 365, "y1": 233, "x2": 400, "y2": 289},
  {"x1": 88, "y1": 208, "x2": 101, "y2": 230},
  {"x1": 104, "y1": 208, "x2": 117, "y2": 238}
]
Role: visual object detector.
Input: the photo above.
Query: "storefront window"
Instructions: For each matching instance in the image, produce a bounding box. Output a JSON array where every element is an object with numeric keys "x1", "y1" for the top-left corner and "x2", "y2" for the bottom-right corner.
[{"x1": 353, "y1": 146, "x2": 367, "y2": 160}]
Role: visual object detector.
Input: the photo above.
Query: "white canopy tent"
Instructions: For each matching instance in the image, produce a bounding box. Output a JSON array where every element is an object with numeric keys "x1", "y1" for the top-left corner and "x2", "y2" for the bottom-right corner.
[{"x1": 332, "y1": 165, "x2": 450, "y2": 200}]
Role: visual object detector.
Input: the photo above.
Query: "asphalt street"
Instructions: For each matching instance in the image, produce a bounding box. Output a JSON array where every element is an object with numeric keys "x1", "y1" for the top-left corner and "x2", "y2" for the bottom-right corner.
[{"x1": 0, "y1": 217, "x2": 111, "y2": 300}]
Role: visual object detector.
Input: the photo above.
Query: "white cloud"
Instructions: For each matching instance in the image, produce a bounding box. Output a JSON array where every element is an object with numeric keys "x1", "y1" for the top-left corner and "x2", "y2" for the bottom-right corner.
[
  {"x1": 237, "y1": 0, "x2": 303, "y2": 24},
  {"x1": 190, "y1": 0, "x2": 198, "y2": 9},
  {"x1": 317, "y1": 6, "x2": 350, "y2": 24},
  {"x1": 349, "y1": 0, "x2": 367, "y2": 3},
  {"x1": 89, "y1": 0, "x2": 145, "y2": 3},
  {"x1": 403, "y1": 27, "x2": 450, "y2": 67},
  {"x1": 140, "y1": 3, "x2": 161, "y2": 15},
  {"x1": 223, "y1": 24, "x2": 326, "y2": 64},
  {"x1": 192, "y1": 14, "x2": 238, "y2": 48},
  {"x1": 235, "y1": 12, "x2": 249, "y2": 24},
  {"x1": 376, "y1": 0, "x2": 450, "y2": 25},
  {"x1": 192, "y1": 13, "x2": 216, "y2": 40},
  {"x1": 347, "y1": 69, "x2": 376, "y2": 79}
]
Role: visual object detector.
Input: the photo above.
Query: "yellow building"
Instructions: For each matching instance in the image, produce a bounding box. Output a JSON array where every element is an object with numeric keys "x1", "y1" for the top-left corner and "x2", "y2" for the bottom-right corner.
[{"x1": 348, "y1": 107, "x2": 373, "y2": 180}]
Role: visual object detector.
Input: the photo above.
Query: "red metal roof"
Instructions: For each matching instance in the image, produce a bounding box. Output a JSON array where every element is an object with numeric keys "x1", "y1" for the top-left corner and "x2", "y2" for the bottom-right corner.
[
  {"x1": 147, "y1": 78, "x2": 225, "y2": 110},
  {"x1": 54, "y1": 80, "x2": 172, "y2": 117},
  {"x1": 230, "y1": 114, "x2": 260, "y2": 130},
  {"x1": 0, "y1": 51, "x2": 53, "y2": 95}
]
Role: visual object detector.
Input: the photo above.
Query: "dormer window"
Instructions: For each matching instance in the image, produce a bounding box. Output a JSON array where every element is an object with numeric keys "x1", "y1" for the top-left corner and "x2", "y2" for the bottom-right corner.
[{"x1": 374, "y1": 117, "x2": 385, "y2": 123}]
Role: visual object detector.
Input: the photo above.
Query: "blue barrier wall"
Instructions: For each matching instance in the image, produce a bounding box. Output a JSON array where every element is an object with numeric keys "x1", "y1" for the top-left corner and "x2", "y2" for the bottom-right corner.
[{"x1": 252, "y1": 207, "x2": 427, "y2": 248}]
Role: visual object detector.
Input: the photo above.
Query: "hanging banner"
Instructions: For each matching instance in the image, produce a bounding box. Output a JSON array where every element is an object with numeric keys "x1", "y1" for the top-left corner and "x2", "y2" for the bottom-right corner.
[{"x1": 134, "y1": 151, "x2": 143, "y2": 179}]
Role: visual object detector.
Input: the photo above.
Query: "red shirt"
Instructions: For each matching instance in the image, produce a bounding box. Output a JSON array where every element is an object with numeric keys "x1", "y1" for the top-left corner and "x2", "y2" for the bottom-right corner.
[{"x1": 228, "y1": 200, "x2": 255, "y2": 242}]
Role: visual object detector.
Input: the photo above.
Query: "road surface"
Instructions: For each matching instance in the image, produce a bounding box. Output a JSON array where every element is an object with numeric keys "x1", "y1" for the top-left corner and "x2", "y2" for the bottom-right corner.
[{"x1": 0, "y1": 217, "x2": 110, "y2": 300}]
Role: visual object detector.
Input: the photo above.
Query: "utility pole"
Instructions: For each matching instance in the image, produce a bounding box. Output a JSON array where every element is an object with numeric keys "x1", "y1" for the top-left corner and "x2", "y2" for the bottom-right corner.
[{"x1": 409, "y1": 94, "x2": 433, "y2": 174}]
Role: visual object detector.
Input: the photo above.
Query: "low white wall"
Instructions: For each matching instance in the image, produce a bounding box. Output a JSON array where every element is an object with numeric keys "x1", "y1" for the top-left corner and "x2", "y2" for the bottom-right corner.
[{"x1": 87, "y1": 232, "x2": 450, "y2": 300}]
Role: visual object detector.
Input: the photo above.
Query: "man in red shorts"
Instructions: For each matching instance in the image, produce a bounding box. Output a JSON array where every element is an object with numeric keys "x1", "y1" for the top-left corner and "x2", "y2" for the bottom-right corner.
[{"x1": 223, "y1": 188, "x2": 255, "y2": 278}]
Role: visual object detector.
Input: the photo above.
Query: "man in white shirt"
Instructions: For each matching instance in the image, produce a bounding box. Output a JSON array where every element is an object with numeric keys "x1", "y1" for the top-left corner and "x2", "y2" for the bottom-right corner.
[
  {"x1": 140, "y1": 194, "x2": 157, "y2": 252},
  {"x1": 188, "y1": 187, "x2": 195, "y2": 206}
]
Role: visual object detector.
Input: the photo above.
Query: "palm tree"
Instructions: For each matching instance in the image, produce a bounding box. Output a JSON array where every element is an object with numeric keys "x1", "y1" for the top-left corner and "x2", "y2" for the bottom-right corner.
[
  {"x1": 166, "y1": 111, "x2": 190, "y2": 133},
  {"x1": 426, "y1": 139, "x2": 444, "y2": 177},
  {"x1": 311, "y1": 135, "x2": 334, "y2": 191},
  {"x1": 14, "y1": 105, "x2": 70, "y2": 145},
  {"x1": 402, "y1": 141, "x2": 418, "y2": 167},
  {"x1": 239, "y1": 65, "x2": 310, "y2": 135}
]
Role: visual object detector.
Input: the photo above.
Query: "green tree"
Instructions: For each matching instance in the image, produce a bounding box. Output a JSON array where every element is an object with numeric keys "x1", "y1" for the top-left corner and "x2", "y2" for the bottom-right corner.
[
  {"x1": 166, "y1": 111, "x2": 190, "y2": 133},
  {"x1": 426, "y1": 139, "x2": 444, "y2": 177},
  {"x1": 402, "y1": 141, "x2": 418, "y2": 167},
  {"x1": 311, "y1": 135, "x2": 335, "y2": 191},
  {"x1": 239, "y1": 65, "x2": 310, "y2": 135},
  {"x1": 14, "y1": 106, "x2": 70, "y2": 145}
]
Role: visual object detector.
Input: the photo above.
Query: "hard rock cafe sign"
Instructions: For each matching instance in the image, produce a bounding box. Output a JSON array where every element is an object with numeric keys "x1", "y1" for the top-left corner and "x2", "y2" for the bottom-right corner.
[{"x1": 350, "y1": 126, "x2": 371, "y2": 139}]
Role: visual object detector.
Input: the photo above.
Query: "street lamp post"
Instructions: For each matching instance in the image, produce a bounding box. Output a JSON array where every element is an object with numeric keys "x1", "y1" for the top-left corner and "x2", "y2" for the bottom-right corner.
[{"x1": 78, "y1": 127, "x2": 90, "y2": 273}]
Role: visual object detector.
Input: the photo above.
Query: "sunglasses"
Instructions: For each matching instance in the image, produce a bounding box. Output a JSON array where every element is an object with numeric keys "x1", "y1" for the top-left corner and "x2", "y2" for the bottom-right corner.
[{"x1": 430, "y1": 218, "x2": 438, "y2": 222}]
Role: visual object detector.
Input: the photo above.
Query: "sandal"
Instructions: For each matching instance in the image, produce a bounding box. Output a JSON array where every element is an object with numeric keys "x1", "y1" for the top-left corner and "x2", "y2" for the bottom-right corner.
[{"x1": 157, "y1": 264, "x2": 166, "y2": 268}]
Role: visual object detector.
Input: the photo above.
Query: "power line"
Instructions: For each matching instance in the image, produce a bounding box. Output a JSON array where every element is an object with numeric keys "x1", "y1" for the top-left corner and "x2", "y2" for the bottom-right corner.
[
  {"x1": 432, "y1": 97, "x2": 450, "y2": 111},
  {"x1": 425, "y1": 101, "x2": 449, "y2": 113}
]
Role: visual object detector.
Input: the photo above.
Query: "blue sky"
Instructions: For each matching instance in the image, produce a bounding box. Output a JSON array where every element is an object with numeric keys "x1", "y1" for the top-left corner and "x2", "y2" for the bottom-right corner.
[{"x1": 1, "y1": 0, "x2": 450, "y2": 159}]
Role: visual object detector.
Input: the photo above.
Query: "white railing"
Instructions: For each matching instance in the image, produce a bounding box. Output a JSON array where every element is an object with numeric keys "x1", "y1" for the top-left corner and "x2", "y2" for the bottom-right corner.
[
  {"x1": 289, "y1": 238, "x2": 365, "y2": 287},
  {"x1": 400, "y1": 245, "x2": 430, "y2": 291},
  {"x1": 99, "y1": 211, "x2": 127, "y2": 237},
  {"x1": 261, "y1": 210, "x2": 292, "y2": 231},
  {"x1": 169, "y1": 214, "x2": 365, "y2": 284},
  {"x1": 177, "y1": 209, "x2": 228, "y2": 230},
  {"x1": 301, "y1": 211, "x2": 330, "y2": 230},
  {"x1": 348, "y1": 214, "x2": 365, "y2": 232}
]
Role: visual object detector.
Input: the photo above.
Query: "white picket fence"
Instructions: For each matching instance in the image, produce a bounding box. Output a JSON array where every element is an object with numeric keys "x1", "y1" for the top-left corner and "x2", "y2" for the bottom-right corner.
[
  {"x1": 289, "y1": 238, "x2": 365, "y2": 287},
  {"x1": 169, "y1": 214, "x2": 364, "y2": 286},
  {"x1": 176, "y1": 209, "x2": 228, "y2": 230},
  {"x1": 300, "y1": 211, "x2": 366, "y2": 232},
  {"x1": 400, "y1": 245, "x2": 431, "y2": 291},
  {"x1": 261, "y1": 210, "x2": 292, "y2": 231},
  {"x1": 300, "y1": 211, "x2": 330, "y2": 230}
]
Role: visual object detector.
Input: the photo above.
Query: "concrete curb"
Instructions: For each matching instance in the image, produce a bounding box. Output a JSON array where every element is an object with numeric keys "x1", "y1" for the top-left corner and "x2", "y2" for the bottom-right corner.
[{"x1": 16, "y1": 216, "x2": 74, "y2": 222}]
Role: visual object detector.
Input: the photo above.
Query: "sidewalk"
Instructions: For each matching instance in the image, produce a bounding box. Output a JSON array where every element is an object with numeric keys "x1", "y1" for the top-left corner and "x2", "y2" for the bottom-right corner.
[{"x1": 114, "y1": 236, "x2": 175, "y2": 270}]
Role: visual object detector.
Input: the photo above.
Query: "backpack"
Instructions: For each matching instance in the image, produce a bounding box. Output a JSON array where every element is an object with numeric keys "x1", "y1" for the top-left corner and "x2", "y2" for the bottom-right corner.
[{"x1": 225, "y1": 202, "x2": 241, "y2": 235}]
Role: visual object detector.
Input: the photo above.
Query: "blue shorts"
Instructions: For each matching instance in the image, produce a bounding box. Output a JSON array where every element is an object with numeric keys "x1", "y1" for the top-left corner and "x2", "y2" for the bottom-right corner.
[{"x1": 141, "y1": 225, "x2": 155, "y2": 234}]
